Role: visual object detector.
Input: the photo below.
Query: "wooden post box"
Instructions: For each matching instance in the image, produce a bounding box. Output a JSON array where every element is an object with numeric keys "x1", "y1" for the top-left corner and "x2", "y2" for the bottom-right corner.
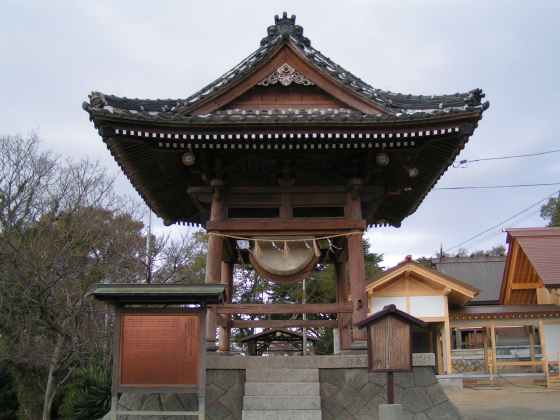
[{"x1": 356, "y1": 304, "x2": 426, "y2": 403}]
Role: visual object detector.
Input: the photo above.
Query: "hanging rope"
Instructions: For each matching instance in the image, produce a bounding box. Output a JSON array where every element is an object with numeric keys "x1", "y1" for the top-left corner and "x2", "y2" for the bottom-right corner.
[{"x1": 207, "y1": 230, "x2": 362, "y2": 242}]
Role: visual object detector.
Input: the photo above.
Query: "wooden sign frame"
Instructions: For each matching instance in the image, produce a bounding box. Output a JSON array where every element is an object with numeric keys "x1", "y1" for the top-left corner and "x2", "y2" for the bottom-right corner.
[{"x1": 109, "y1": 306, "x2": 207, "y2": 419}]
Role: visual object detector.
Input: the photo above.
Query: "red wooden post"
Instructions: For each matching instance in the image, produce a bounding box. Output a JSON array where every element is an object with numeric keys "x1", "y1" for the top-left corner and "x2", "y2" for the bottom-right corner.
[
  {"x1": 336, "y1": 261, "x2": 352, "y2": 350},
  {"x1": 218, "y1": 261, "x2": 233, "y2": 352},
  {"x1": 206, "y1": 185, "x2": 224, "y2": 350},
  {"x1": 348, "y1": 233, "x2": 367, "y2": 341}
]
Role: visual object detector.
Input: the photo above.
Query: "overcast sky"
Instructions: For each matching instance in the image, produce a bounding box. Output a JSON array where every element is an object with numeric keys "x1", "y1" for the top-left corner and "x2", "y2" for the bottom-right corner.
[{"x1": 3, "y1": 1, "x2": 559, "y2": 267}]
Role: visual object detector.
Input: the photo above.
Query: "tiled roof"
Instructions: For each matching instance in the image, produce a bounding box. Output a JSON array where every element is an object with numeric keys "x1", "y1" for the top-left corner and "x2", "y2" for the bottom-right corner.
[
  {"x1": 507, "y1": 227, "x2": 560, "y2": 286},
  {"x1": 432, "y1": 256, "x2": 505, "y2": 304},
  {"x1": 83, "y1": 13, "x2": 489, "y2": 123},
  {"x1": 451, "y1": 304, "x2": 560, "y2": 320},
  {"x1": 89, "y1": 283, "x2": 226, "y2": 304}
]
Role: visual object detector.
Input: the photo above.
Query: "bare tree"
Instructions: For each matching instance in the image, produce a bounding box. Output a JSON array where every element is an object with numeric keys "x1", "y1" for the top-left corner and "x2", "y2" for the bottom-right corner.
[{"x1": 0, "y1": 135, "x2": 147, "y2": 420}]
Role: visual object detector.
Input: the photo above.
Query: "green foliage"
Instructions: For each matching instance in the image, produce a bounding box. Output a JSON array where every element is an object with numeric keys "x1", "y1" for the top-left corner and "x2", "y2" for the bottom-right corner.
[
  {"x1": 541, "y1": 194, "x2": 560, "y2": 227},
  {"x1": 0, "y1": 363, "x2": 18, "y2": 420},
  {"x1": 59, "y1": 364, "x2": 111, "y2": 420},
  {"x1": 13, "y1": 367, "x2": 44, "y2": 420}
]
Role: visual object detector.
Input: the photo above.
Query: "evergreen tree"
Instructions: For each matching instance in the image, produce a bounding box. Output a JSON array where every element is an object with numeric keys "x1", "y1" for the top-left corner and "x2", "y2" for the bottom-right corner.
[{"x1": 541, "y1": 193, "x2": 560, "y2": 227}]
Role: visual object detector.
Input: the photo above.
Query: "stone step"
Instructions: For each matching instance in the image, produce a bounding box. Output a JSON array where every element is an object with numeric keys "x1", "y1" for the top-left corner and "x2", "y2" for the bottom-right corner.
[
  {"x1": 242, "y1": 409, "x2": 322, "y2": 420},
  {"x1": 246, "y1": 368, "x2": 319, "y2": 383},
  {"x1": 243, "y1": 396, "x2": 321, "y2": 411},
  {"x1": 245, "y1": 382, "x2": 320, "y2": 396}
]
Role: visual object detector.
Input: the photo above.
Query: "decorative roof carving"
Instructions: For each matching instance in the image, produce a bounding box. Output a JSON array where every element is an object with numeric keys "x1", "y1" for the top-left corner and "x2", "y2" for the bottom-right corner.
[
  {"x1": 258, "y1": 63, "x2": 314, "y2": 87},
  {"x1": 260, "y1": 12, "x2": 310, "y2": 47}
]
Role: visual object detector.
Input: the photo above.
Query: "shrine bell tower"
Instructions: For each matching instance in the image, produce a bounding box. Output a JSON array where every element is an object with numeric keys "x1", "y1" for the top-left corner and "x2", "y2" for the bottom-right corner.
[{"x1": 83, "y1": 13, "x2": 489, "y2": 351}]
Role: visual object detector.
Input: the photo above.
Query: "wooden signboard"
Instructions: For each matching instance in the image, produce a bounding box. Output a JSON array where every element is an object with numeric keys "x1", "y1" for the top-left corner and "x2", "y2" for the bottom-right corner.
[
  {"x1": 120, "y1": 314, "x2": 200, "y2": 386},
  {"x1": 368, "y1": 315, "x2": 411, "y2": 372}
]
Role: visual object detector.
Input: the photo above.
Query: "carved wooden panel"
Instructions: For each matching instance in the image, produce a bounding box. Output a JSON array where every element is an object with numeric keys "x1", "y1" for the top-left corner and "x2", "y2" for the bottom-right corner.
[
  {"x1": 120, "y1": 314, "x2": 199, "y2": 386},
  {"x1": 224, "y1": 85, "x2": 346, "y2": 109},
  {"x1": 368, "y1": 315, "x2": 411, "y2": 371}
]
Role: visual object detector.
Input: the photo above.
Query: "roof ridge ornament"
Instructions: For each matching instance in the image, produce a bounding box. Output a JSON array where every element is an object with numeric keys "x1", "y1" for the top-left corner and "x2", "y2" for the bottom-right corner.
[
  {"x1": 261, "y1": 12, "x2": 311, "y2": 47},
  {"x1": 258, "y1": 63, "x2": 315, "y2": 87}
]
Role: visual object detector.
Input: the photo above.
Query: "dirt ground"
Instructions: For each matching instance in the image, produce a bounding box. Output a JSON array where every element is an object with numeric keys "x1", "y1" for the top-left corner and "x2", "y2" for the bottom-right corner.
[{"x1": 447, "y1": 383, "x2": 560, "y2": 420}]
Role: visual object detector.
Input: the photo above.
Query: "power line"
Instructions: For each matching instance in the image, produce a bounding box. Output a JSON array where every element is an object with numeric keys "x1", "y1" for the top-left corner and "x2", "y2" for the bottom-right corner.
[
  {"x1": 454, "y1": 147, "x2": 560, "y2": 167},
  {"x1": 434, "y1": 181, "x2": 560, "y2": 190},
  {"x1": 444, "y1": 189, "x2": 560, "y2": 252}
]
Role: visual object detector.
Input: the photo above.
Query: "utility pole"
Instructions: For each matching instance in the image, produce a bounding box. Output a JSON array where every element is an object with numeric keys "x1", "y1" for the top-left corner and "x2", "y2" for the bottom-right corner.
[{"x1": 146, "y1": 209, "x2": 152, "y2": 283}]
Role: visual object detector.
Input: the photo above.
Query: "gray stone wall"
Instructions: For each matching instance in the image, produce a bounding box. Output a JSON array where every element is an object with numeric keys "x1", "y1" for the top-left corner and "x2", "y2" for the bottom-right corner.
[
  {"x1": 112, "y1": 369, "x2": 245, "y2": 420},
  {"x1": 206, "y1": 369, "x2": 245, "y2": 420},
  {"x1": 320, "y1": 367, "x2": 462, "y2": 420}
]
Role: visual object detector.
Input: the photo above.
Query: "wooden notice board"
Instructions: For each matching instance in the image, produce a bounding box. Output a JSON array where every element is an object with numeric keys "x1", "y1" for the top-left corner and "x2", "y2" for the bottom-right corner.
[
  {"x1": 368, "y1": 315, "x2": 411, "y2": 371},
  {"x1": 120, "y1": 313, "x2": 200, "y2": 386}
]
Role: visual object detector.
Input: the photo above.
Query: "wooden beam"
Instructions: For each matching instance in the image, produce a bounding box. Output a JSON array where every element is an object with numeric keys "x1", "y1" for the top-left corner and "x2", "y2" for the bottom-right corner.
[
  {"x1": 229, "y1": 319, "x2": 338, "y2": 329},
  {"x1": 207, "y1": 218, "x2": 366, "y2": 234},
  {"x1": 511, "y1": 282, "x2": 541, "y2": 290},
  {"x1": 210, "y1": 303, "x2": 353, "y2": 315}
]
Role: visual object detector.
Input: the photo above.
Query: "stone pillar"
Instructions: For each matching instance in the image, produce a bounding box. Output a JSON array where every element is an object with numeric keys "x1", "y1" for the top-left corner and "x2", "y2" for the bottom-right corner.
[
  {"x1": 218, "y1": 261, "x2": 233, "y2": 352},
  {"x1": 206, "y1": 182, "x2": 224, "y2": 351}
]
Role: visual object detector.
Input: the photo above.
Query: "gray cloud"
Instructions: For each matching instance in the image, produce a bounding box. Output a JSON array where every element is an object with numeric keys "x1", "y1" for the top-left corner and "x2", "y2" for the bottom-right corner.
[{"x1": 3, "y1": 0, "x2": 559, "y2": 268}]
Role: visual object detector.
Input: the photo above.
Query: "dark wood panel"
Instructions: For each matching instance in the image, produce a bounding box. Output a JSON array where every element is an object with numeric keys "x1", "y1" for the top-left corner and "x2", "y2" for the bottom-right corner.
[
  {"x1": 120, "y1": 314, "x2": 199, "y2": 386},
  {"x1": 210, "y1": 303, "x2": 352, "y2": 314},
  {"x1": 389, "y1": 317, "x2": 411, "y2": 370},
  {"x1": 224, "y1": 85, "x2": 345, "y2": 109},
  {"x1": 368, "y1": 315, "x2": 411, "y2": 371}
]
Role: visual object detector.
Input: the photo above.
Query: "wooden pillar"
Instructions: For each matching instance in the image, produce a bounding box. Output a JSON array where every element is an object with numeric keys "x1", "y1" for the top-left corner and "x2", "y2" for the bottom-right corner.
[
  {"x1": 527, "y1": 325, "x2": 537, "y2": 372},
  {"x1": 347, "y1": 233, "x2": 367, "y2": 342},
  {"x1": 218, "y1": 261, "x2": 233, "y2": 352},
  {"x1": 436, "y1": 327, "x2": 444, "y2": 375},
  {"x1": 538, "y1": 320, "x2": 549, "y2": 385},
  {"x1": 206, "y1": 183, "x2": 224, "y2": 351},
  {"x1": 335, "y1": 261, "x2": 352, "y2": 350},
  {"x1": 483, "y1": 327, "x2": 490, "y2": 374},
  {"x1": 490, "y1": 323, "x2": 497, "y2": 378},
  {"x1": 443, "y1": 321, "x2": 452, "y2": 374},
  {"x1": 443, "y1": 296, "x2": 453, "y2": 374},
  {"x1": 455, "y1": 329, "x2": 462, "y2": 350}
]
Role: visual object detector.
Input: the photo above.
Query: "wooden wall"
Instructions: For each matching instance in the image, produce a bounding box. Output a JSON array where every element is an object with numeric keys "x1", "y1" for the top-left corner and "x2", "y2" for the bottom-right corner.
[
  {"x1": 502, "y1": 241, "x2": 544, "y2": 304},
  {"x1": 224, "y1": 85, "x2": 346, "y2": 109}
]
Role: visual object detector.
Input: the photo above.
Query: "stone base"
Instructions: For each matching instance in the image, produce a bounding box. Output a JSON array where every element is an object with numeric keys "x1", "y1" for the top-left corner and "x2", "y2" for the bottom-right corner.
[
  {"x1": 104, "y1": 355, "x2": 461, "y2": 420},
  {"x1": 320, "y1": 367, "x2": 462, "y2": 420}
]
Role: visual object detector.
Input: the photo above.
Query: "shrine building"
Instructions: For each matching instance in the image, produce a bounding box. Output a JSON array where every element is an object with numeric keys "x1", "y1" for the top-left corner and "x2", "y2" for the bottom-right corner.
[{"x1": 84, "y1": 12, "x2": 489, "y2": 354}]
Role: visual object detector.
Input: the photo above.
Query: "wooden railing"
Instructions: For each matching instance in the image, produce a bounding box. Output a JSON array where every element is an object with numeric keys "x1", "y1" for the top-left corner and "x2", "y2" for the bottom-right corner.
[
  {"x1": 209, "y1": 303, "x2": 353, "y2": 315},
  {"x1": 210, "y1": 303, "x2": 351, "y2": 329}
]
